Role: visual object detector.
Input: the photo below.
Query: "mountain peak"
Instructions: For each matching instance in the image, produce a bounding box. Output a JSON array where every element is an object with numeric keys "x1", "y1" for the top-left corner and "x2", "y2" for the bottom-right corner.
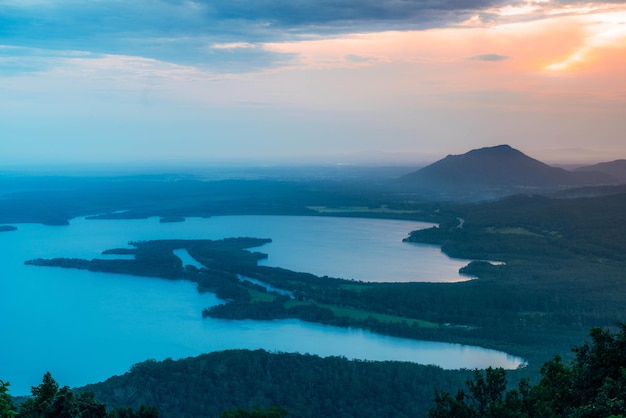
[
  {"x1": 472, "y1": 144, "x2": 514, "y2": 153},
  {"x1": 460, "y1": 144, "x2": 522, "y2": 158},
  {"x1": 400, "y1": 145, "x2": 613, "y2": 199}
]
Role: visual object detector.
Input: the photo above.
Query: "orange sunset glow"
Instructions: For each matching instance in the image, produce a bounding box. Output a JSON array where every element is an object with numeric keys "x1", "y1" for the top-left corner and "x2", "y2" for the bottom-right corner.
[{"x1": 1, "y1": 1, "x2": 625, "y2": 164}]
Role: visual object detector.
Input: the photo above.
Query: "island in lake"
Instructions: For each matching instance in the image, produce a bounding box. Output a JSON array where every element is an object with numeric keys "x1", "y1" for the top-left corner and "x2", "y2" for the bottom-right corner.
[{"x1": 5, "y1": 145, "x2": 626, "y2": 417}]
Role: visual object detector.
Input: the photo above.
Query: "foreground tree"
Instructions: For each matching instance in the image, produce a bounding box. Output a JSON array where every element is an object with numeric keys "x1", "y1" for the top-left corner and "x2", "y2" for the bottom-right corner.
[
  {"x1": 108, "y1": 404, "x2": 160, "y2": 418},
  {"x1": 0, "y1": 380, "x2": 17, "y2": 418},
  {"x1": 19, "y1": 372, "x2": 158, "y2": 418},
  {"x1": 429, "y1": 323, "x2": 626, "y2": 417}
]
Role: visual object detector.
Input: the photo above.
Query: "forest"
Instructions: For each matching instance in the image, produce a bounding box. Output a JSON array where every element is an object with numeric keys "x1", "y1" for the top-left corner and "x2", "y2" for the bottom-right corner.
[
  {"x1": 4, "y1": 324, "x2": 625, "y2": 417},
  {"x1": 5, "y1": 174, "x2": 626, "y2": 417}
]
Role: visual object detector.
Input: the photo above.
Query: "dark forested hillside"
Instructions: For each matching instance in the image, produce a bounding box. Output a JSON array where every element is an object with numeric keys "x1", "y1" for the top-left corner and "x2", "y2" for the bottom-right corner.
[
  {"x1": 407, "y1": 192, "x2": 626, "y2": 262},
  {"x1": 80, "y1": 350, "x2": 473, "y2": 418},
  {"x1": 429, "y1": 324, "x2": 626, "y2": 417}
]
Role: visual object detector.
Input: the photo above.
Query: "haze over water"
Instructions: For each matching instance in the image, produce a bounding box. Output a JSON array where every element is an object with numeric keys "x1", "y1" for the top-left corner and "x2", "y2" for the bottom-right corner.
[{"x1": 1, "y1": 215, "x2": 523, "y2": 395}]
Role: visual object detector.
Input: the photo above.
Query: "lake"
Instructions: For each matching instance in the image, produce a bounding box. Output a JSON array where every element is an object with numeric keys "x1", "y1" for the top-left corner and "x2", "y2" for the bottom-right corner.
[{"x1": 0, "y1": 215, "x2": 523, "y2": 395}]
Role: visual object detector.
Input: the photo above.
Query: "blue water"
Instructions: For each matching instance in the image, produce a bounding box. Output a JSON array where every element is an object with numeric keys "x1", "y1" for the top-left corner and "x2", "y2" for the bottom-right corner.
[{"x1": 0, "y1": 216, "x2": 523, "y2": 395}]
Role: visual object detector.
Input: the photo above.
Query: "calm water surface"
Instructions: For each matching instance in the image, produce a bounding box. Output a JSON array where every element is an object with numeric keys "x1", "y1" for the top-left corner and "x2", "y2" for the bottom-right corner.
[{"x1": 0, "y1": 216, "x2": 522, "y2": 395}]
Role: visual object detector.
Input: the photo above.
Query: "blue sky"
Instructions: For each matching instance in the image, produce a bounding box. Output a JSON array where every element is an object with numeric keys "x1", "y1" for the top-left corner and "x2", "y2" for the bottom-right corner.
[{"x1": 2, "y1": 0, "x2": 626, "y2": 168}]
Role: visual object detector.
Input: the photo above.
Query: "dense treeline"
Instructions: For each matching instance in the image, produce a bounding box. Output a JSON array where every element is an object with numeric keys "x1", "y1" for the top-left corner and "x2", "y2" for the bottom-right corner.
[
  {"x1": 80, "y1": 350, "x2": 473, "y2": 418},
  {"x1": 400, "y1": 192, "x2": 626, "y2": 353},
  {"x1": 429, "y1": 324, "x2": 626, "y2": 417},
  {"x1": 7, "y1": 372, "x2": 158, "y2": 418},
  {"x1": 3, "y1": 372, "x2": 288, "y2": 418},
  {"x1": 0, "y1": 175, "x2": 424, "y2": 226},
  {"x1": 5, "y1": 325, "x2": 625, "y2": 418},
  {"x1": 406, "y1": 193, "x2": 626, "y2": 262},
  {"x1": 1, "y1": 379, "x2": 16, "y2": 417}
]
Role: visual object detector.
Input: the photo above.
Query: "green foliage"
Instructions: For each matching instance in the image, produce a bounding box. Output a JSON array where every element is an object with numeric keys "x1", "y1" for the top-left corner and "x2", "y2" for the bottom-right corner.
[
  {"x1": 429, "y1": 368, "x2": 523, "y2": 418},
  {"x1": 20, "y1": 372, "x2": 63, "y2": 418},
  {"x1": 17, "y1": 373, "x2": 157, "y2": 418},
  {"x1": 407, "y1": 193, "x2": 626, "y2": 262},
  {"x1": 82, "y1": 349, "x2": 472, "y2": 418},
  {"x1": 429, "y1": 324, "x2": 626, "y2": 417},
  {"x1": 0, "y1": 380, "x2": 17, "y2": 418},
  {"x1": 108, "y1": 404, "x2": 159, "y2": 418}
]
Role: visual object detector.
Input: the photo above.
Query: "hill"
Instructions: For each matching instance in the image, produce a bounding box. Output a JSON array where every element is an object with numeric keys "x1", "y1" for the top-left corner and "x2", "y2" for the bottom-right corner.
[
  {"x1": 575, "y1": 159, "x2": 626, "y2": 183},
  {"x1": 399, "y1": 145, "x2": 614, "y2": 199},
  {"x1": 79, "y1": 350, "x2": 471, "y2": 418}
]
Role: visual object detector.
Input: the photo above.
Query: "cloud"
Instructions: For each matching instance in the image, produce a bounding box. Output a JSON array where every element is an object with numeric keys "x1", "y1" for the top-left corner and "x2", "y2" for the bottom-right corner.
[
  {"x1": 0, "y1": 45, "x2": 96, "y2": 75},
  {"x1": 469, "y1": 53, "x2": 511, "y2": 61},
  {"x1": 211, "y1": 42, "x2": 257, "y2": 50},
  {"x1": 1, "y1": 0, "x2": 625, "y2": 76},
  {"x1": 544, "y1": 10, "x2": 626, "y2": 71},
  {"x1": 345, "y1": 54, "x2": 376, "y2": 63},
  {"x1": 0, "y1": 0, "x2": 503, "y2": 54}
]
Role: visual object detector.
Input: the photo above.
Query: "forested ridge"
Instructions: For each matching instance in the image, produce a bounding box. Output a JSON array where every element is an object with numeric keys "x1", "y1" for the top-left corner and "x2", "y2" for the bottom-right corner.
[
  {"x1": 79, "y1": 350, "x2": 472, "y2": 418},
  {"x1": 84, "y1": 324, "x2": 625, "y2": 418},
  {"x1": 5, "y1": 325, "x2": 624, "y2": 418}
]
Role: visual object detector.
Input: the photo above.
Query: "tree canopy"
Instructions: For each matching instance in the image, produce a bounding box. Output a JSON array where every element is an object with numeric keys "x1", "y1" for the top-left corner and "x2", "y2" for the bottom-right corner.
[
  {"x1": 429, "y1": 323, "x2": 626, "y2": 417},
  {"x1": 17, "y1": 372, "x2": 159, "y2": 418},
  {"x1": 0, "y1": 380, "x2": 17, "y2": 418}
]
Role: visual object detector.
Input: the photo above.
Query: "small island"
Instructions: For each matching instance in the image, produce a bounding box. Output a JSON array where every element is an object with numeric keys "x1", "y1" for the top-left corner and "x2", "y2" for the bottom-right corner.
[{"x1": 159, "y1": 216, "x2": 186, "y2": 223}]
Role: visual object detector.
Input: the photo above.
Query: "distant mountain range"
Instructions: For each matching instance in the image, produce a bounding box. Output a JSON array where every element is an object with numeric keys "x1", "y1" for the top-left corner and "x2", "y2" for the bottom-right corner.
[
  {"x1": 399, "y1": 145, "x2": 621, "y2": 200},
  {"x1": 575, "y1": 159, "x2": 626, "y2": 183}
]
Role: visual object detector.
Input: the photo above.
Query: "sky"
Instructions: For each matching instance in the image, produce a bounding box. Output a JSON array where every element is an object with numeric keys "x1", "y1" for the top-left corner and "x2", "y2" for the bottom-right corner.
[{"x1": 1, "y1": 0, "x2": 626, "y2": 168}]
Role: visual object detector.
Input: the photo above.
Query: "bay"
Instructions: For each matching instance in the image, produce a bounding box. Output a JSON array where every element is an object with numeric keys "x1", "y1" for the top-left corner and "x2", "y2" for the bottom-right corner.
[{"x1": 0, "y1": 215, "x2": 522, "y2": 395}]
